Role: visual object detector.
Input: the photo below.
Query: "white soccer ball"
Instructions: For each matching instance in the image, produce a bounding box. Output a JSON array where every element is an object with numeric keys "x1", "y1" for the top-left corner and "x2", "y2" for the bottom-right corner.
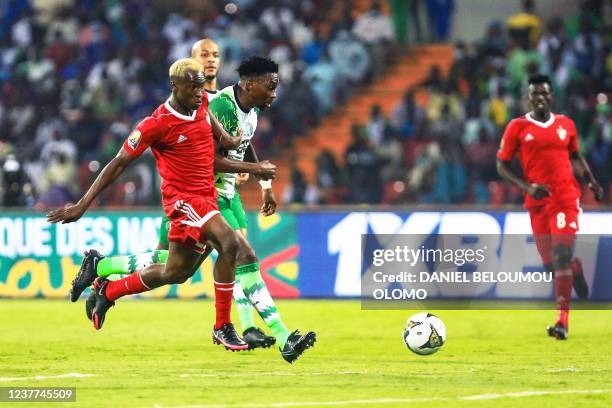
[{"x1": 403, "y1": 312, "x2": 446, "y2": 355}]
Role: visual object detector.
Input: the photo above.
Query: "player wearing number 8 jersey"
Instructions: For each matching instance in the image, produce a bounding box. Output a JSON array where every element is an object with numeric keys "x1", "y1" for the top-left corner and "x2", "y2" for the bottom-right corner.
[{"x1": 497, "y1": 74, "x2": 604, "y2": 340}]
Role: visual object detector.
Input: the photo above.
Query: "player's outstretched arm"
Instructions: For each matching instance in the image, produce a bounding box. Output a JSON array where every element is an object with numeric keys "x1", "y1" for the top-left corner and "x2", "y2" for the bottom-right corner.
[
  {"x1": 209, "y1": 111, "x2": 241, "y2": 149},
  {"x1": 214, "y1": 154, "x2": 276, "y2": 180},
  {"x1": 213, "y1": 138, "x2": 276, "y2": 179},
  {"x1": 46, "y1": 148, "x2": 136, "y2": 224},
  {"x1": 570, "y1": 151, "x2": 604, "y2": 201},
  {"x1": 496, "y1": 158, "x2": 550, "y2": 200},
  {"x1": 245, "y1": 144, "x2": 277, "y2": 216}
]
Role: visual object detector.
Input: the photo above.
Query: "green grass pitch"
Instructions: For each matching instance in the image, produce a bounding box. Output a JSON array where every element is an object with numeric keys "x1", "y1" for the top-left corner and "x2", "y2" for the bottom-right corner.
[{"x1": 1, "y1": 299, "x2": 611, "y2": 407}]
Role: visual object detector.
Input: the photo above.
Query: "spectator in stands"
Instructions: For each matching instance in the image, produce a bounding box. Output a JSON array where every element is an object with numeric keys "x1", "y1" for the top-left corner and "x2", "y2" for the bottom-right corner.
[
  {"x1": 282, "y1": 165, "x2": 319, "y2": 206},
  {"x1": 587, "y1": 130, "x2": 611, "y2": 200},
  {"x1": 352, "y1": 0, "x2": 394, "y2": 77},
  {"x1": 328, "y1": 30, "x2": 371, "y2": 84},
  {"x1": 344, "y1": 123, "x2": 382, "y2": 203},
  {"x1": 375, "y1": 127, "x2": 404, "y2": 182},
  {"x1": 425, "y1": 0, "x2": 455, "y2": 42},
  {"x1": 302, "y1": 30, "x2": 326, "y2": 66},
  {"x1": 573, "y1": 16, "x2": 604, "y2": 79},
  {"x1": 352, "y1": 1, "x2": 394, "y2": 45},
  {"x1": 478, "y1": 20, "x2": 506, "y2": 59},
  {"x1": 392, "y1": 89, "x2": 425, "y2": 138},
  {"x1": 537, "y1": 17, "x2": 572, "y2": 90},
  {"x1": 366, "y1": 104, "x2": 387, "y2": 147},
  {"x1": 303, "y1": 53, "x2": 341, "y2": 116},
  {"x1": 316, "y1": 150, "x2": 345, "y2": 204},
  {"x1": 421, "y1": 65, "x2": 444, "y2": 91},
  {"x1": 36, "y1": 151, "x2": 77, "y2": 208},
  {"x1": 426, "y1": 81, "x2": 463, "y2": 124},
  {"x1": 1, "y1": 153, "x2": 33, "y2": 207},
  {"x1": 506, "y1": 0, "x2": 541, "y2": 50},
  {"x1": 485, "y1": 85, "x2": 510, "y2": 129},
  {"x1": 259, "y1": 1, "x2": 295, "y2": 41},
  {"x1": 466, "y1": 128, "x2": 498, "y2": 182}
]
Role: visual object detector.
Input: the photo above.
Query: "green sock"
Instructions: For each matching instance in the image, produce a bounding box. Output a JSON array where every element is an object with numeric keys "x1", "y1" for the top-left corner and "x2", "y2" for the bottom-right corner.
[
  {"x1": 233, "y1": 281, "x2": 255, "y2": 333},
  {"x1": 237, "y1": 263, "x2": 290, "y2": 348},
  {"x1": 97, "y1": 250, "x2": 169, "y2": 277}
]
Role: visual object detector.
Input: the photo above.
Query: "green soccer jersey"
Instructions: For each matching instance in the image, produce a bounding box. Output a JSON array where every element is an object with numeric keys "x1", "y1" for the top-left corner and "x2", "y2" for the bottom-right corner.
[{"x1": 209, "y1": 85, "x2": 260, "y2": 199}]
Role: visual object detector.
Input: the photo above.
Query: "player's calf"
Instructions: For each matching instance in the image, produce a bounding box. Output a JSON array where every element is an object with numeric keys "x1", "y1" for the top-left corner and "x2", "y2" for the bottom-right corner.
[{"x1": 570, "y1": 257, "x2": 589, "y2": 299}]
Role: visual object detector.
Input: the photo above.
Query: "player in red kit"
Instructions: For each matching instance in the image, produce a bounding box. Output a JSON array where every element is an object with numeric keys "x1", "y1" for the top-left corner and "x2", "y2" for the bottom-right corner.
[
  {"x1": 47, "y1": 58, "x2": 250, "y2": 350},
  {"x1": 497, "y1": 75, "x2": 604, "y2": 340}
]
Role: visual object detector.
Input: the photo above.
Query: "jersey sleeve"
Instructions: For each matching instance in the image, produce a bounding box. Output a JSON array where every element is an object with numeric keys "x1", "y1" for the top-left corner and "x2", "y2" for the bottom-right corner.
[
  {"x1": 566, "y1": 117, "x2": 579, "y2": 153},
  {"x1": 497, "y1": 119, "x2": 520, "y2": 161},
  {"x1": 209, "y1": 93, "x2": 239, "y2": 136},
  {"x1": 123, "y1": 116, "x2": 165, "y2": 157}
]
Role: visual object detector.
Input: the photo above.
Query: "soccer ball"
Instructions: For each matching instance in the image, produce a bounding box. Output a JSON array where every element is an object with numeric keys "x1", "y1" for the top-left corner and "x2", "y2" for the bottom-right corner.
[{"x1": 403, "y1": 312, "x2": 446, "y2": 355}]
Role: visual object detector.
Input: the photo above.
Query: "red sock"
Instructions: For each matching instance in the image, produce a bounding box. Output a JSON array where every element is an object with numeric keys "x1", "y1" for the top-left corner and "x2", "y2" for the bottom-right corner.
[
  {"x1": 105, "y1": 272, "x2": 150, "y2": 301},
  {"x1": 555, "y1": 272, "x2": 572, "y2": 327},
  {"x1": 214, "y1": 281, "x2": 234, "y2": 330}
]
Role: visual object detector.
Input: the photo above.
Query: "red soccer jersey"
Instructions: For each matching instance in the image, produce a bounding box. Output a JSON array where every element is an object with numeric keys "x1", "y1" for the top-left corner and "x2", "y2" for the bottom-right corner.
[
  {"x1": 123, "y1": 99, "x2": 216, "y2": 200},
  {"x1": 497, "y1": 113, "x2": 580, "y2": 209}
]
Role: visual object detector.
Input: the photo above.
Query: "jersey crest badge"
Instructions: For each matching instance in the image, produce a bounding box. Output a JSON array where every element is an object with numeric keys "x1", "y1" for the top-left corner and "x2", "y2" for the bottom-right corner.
[
  {"x1": 557, "y1": 126, "x2": 567, "y2": 141},
  {"x1": 525, "y1": 133, "x2": 534, "y2": 142},
  {"x1": 127, "y1": 130, "x2": 141, "y2": 150}
]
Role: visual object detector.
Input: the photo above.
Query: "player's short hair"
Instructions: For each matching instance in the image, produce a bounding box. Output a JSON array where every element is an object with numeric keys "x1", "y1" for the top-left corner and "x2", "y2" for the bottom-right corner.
[
  {"x1": 168, "y1": 58, "x2": 203, "y2": 79},
  {"x1": 237, "y1": 57, "x2": 279, "y2": 78},
  {"x1": 191, "y1": 38, "x2": 218, "y2": 58},
  {"x1": 528, "y1": 74, "x2": 552, "y2": 87}
]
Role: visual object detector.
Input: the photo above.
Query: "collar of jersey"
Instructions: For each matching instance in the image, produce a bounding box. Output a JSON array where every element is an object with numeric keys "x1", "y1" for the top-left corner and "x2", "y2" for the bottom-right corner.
[
  {"x1": 525, "y1": 112, "x2": 555, "y2": 128},
  {"x1": 164, "y1": 99, "x2": 197, "y2": 121},
  {"x1": 232, "y1": 84, "x2": 252, "y2": 114}
]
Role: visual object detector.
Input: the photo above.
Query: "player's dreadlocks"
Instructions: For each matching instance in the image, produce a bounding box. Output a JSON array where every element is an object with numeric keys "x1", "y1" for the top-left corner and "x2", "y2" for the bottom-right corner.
[{"x1": 237, "y1": 57, "x2": 279, "y2": 78}]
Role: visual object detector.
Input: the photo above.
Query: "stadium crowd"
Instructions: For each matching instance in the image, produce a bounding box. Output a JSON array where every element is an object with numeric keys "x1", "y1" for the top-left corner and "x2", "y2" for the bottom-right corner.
[
  {"x1": 0, "y1": 0, "x2": 409, "y2": 207},
  {"x1": 299, "y1": 0, "x2": 611, "y2": 206},
  {"x1": 0, "y1": 0, "x2": 608, "y2": 208}
]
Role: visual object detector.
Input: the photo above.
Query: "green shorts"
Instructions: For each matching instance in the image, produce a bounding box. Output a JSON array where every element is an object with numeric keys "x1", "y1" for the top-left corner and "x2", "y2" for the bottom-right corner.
[
  {"x1": 158, "y1": 193, "x2": 247, "y2": 245},
  {"x1": 218, "y1": 193, "x2": 248, "y2": 231}
]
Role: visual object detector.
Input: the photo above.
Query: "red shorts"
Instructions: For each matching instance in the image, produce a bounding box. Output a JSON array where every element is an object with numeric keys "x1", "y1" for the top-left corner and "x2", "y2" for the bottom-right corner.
[
  {"x1": 528, "y1": 199, "x2": 580, "y2": 265},
  {"x1": 163, "y1": 194, "x2": 220, "y2": 253}
]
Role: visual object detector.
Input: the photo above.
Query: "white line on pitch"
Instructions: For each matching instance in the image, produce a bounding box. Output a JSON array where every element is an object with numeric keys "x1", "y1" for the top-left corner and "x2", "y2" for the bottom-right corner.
[
  {"x1": 544, "y1": 367, "x2": 580, "y2": 373},
  {"x1": 177, "y1": 369, "x2": 478, "y2": 379},
  {"x1": 0, "y1": 373, "x2": 95, "y2": 382},
  {"x1": 460, "y1": 389, "x2": 611, "y2": 400},
  {"x1": 179, "y1": 371, "x2": 367, "y2": 378},
  {"x1": 160, "y1": 388, "x2": 612, "y2": 408}
]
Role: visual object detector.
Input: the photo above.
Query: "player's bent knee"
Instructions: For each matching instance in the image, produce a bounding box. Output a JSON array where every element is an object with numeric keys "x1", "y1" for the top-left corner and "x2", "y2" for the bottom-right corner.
[
  {"x1": 237, "y1": 244, "x2": 257, "y2": 264},
  {"x1": 552, "y1": 245, "x2": 572, "y2": 270},
  {"x1": 236, "y1": 250, "x2": 259, "y2": 265},
  {"x1": 220, "y1": 233, "x2": 239, "y2": 257}
]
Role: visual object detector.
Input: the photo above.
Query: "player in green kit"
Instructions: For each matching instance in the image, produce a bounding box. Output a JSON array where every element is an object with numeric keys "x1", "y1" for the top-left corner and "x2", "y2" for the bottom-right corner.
[{"x1": 205, "y1": 57, "x2": 315, "y2": 363}]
